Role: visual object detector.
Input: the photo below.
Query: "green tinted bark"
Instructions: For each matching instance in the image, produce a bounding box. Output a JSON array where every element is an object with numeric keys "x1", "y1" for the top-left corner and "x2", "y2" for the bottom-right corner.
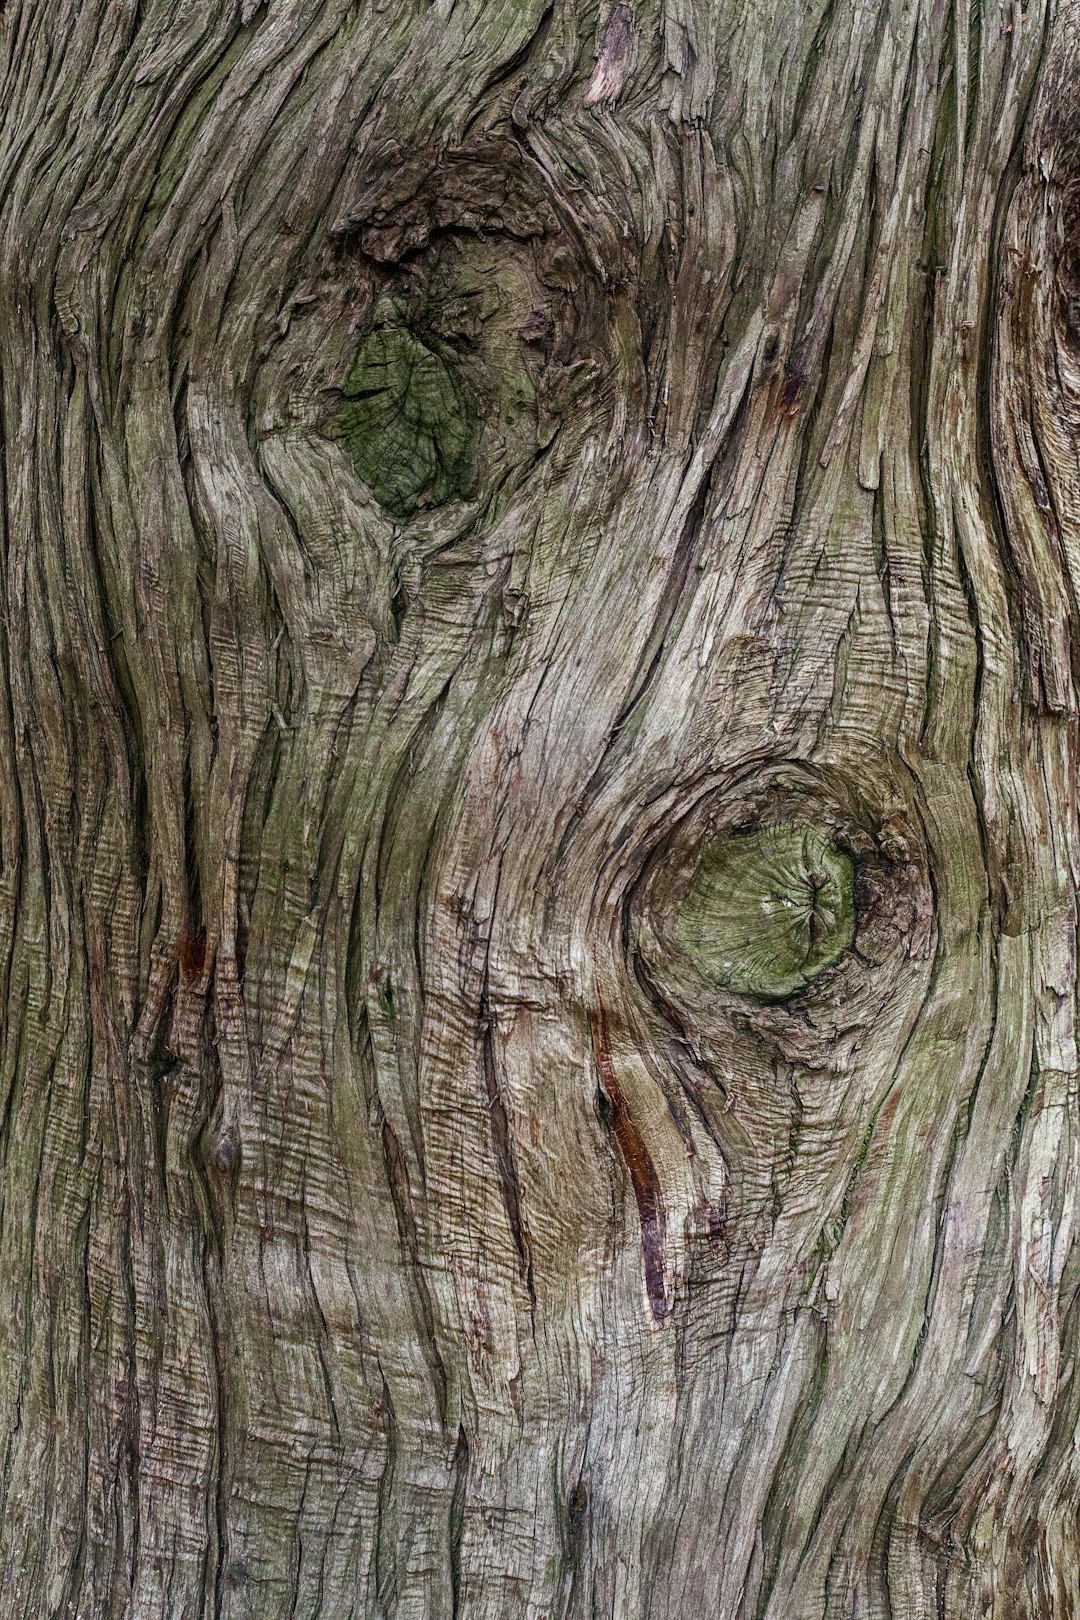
[
  {"x1": 335, "y1": 324, "x2": 475, "y2": 516},
  {"x1": 673, "y1": 826, "x2": 855, "y2": 999}
]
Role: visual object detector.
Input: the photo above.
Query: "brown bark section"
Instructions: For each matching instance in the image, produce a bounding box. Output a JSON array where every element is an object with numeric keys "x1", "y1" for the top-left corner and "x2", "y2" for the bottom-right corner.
[{"x1": 1, "y1": 0, "x2": 1079, "y2": 1616}]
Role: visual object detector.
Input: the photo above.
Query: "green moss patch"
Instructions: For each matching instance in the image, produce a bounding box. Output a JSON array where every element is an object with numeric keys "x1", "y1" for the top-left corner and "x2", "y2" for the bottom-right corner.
[{"x1": 673, "y1": 825, "x2": 855, "y2": 1000}]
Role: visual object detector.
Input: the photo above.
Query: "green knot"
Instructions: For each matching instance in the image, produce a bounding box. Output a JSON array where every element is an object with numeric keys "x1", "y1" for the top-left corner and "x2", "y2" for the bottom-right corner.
[
  {"x1": 333, "y1": 321, "x2": 475, "y2": 518},
  {"x1": 673, "y1": 825, "x2": 854, "y2": 1000}
]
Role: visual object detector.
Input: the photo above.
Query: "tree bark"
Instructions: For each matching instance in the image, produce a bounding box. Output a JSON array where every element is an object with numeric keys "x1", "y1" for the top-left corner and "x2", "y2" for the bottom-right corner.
[{"x1": 2, "y1": 0, "x2": 1080, "y2": 1615}]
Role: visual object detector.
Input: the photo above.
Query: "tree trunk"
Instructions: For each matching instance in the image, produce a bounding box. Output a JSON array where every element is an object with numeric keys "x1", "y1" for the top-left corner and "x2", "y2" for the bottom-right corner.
[{"x1": 2, "y1": 0, "x2": 1080, "y2": 1614}]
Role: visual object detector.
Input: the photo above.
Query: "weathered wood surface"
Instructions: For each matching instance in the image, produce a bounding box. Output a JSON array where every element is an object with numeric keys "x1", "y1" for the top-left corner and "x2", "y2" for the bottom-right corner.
[{"x1": 1, "y1": 0, "x2": 1079, "y2": 1614}]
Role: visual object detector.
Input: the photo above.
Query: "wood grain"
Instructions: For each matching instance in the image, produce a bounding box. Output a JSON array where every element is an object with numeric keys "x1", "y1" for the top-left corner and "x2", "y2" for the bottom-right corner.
[{"x1": 0, "y1": 0, "x2": 1078, "y2": 1615}]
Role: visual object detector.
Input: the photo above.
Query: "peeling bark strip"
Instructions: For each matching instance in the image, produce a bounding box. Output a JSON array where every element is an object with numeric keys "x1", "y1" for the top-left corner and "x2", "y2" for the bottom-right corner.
[
  {"x1": 2, "y1": 0, "x2": 1080, "y2": 1616},
  {"x1": 584, "y1": 6, "x2": 636, "y2": 109}
]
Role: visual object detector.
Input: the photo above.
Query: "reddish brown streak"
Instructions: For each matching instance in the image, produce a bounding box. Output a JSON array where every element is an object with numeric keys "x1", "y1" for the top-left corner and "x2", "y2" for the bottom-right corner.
[
  {"x1": 592, "y1": 996, "x2": 667, "y2": 1322},
  {"x1": 178, "y1": 923, "x2": 207, "y2": 983},
  {"x1": 776, "y1": 368, "x2": 803, "y2": 419}
]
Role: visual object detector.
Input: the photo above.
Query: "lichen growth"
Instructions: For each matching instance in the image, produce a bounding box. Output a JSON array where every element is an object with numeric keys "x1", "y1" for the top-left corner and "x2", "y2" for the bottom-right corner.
[
  {"x1": 673, "y1": 825, "x2": 854, "y2": 1000},
  {"x1": 334, "y1": 313, "x2": 475, "y2": 517}
]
